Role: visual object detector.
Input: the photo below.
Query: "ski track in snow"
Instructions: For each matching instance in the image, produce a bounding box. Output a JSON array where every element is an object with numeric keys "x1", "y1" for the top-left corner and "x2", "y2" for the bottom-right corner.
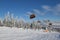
[{"x1": 0, "y1": 27, "x2": 60, "y2": 40}]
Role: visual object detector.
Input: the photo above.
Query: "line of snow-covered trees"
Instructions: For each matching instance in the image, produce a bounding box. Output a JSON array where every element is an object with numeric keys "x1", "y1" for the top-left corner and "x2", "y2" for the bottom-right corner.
[
  {"x1": 0, "y1": 12, "x2": 43, "y2": 29},
  {"x1": 0, "y1": 12, "x2": 60, "y2": 32},
  {"x1": 0, "y1": 12, "x2": 25, "y2": 28}
]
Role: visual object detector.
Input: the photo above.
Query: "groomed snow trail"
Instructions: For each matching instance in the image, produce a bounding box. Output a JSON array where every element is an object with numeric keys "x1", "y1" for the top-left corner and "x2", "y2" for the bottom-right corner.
[{"x1": 0, "y1": 27, "x2": 60, "y2": 40}]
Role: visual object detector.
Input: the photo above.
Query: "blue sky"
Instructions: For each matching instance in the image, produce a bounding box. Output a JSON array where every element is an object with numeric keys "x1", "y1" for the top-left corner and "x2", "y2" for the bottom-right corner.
[{"x1": 0, "y1": 0, "x2": 60, "y2": 22}]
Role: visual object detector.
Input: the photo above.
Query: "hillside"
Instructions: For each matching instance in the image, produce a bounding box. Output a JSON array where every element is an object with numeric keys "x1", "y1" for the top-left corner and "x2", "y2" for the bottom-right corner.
[{"x1": 0, "y1": 27, "x2": 60, "y2": 40}]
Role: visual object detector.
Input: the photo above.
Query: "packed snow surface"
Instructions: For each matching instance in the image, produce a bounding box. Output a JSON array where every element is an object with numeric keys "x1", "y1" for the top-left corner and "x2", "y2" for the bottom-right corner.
[{"x1": 0, "y1": 27, "x2": 60, "y2": 40}]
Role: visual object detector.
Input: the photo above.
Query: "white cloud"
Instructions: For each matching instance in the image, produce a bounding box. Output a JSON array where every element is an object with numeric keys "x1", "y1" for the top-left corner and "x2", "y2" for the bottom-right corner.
[
  {"x1": 42, "y1": 4, "x2": 60, "y2": 16},
  {"x1": 53, "y1": 4, "x2": 60, "y2": 15},
  {"x1": 33, "y1": 9, "x2": 41, "y2": 14},
  {"x1": 26, "y1": 12, "x2": 33, "y2": 15},
  {"x1": 33, "y1": 9, "x2": 46, "y2": 16},
  {"x1": 42, "y1": 5, "x2": 52, "y2": 11},
  {"x1": 27, "y1": 4, "x2": 60, "y2": 16},
  {"x1": 26, "y1": 12, "x2": 33, "y2": 17},
  {"x1": 33, "y1": 6, "x2": 52, "y2": 16}
]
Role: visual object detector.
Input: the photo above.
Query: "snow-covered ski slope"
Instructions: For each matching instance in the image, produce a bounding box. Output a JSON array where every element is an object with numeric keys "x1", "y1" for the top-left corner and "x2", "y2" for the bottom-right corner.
[{"x1": 0, "y1": 27, "x2": 60, "y2": 40}]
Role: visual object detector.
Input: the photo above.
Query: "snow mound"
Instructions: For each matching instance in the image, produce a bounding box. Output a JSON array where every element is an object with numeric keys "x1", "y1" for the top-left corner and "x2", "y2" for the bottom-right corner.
[{"x1": 0, "y1": 27, "x2": 60, "y2": 40}]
